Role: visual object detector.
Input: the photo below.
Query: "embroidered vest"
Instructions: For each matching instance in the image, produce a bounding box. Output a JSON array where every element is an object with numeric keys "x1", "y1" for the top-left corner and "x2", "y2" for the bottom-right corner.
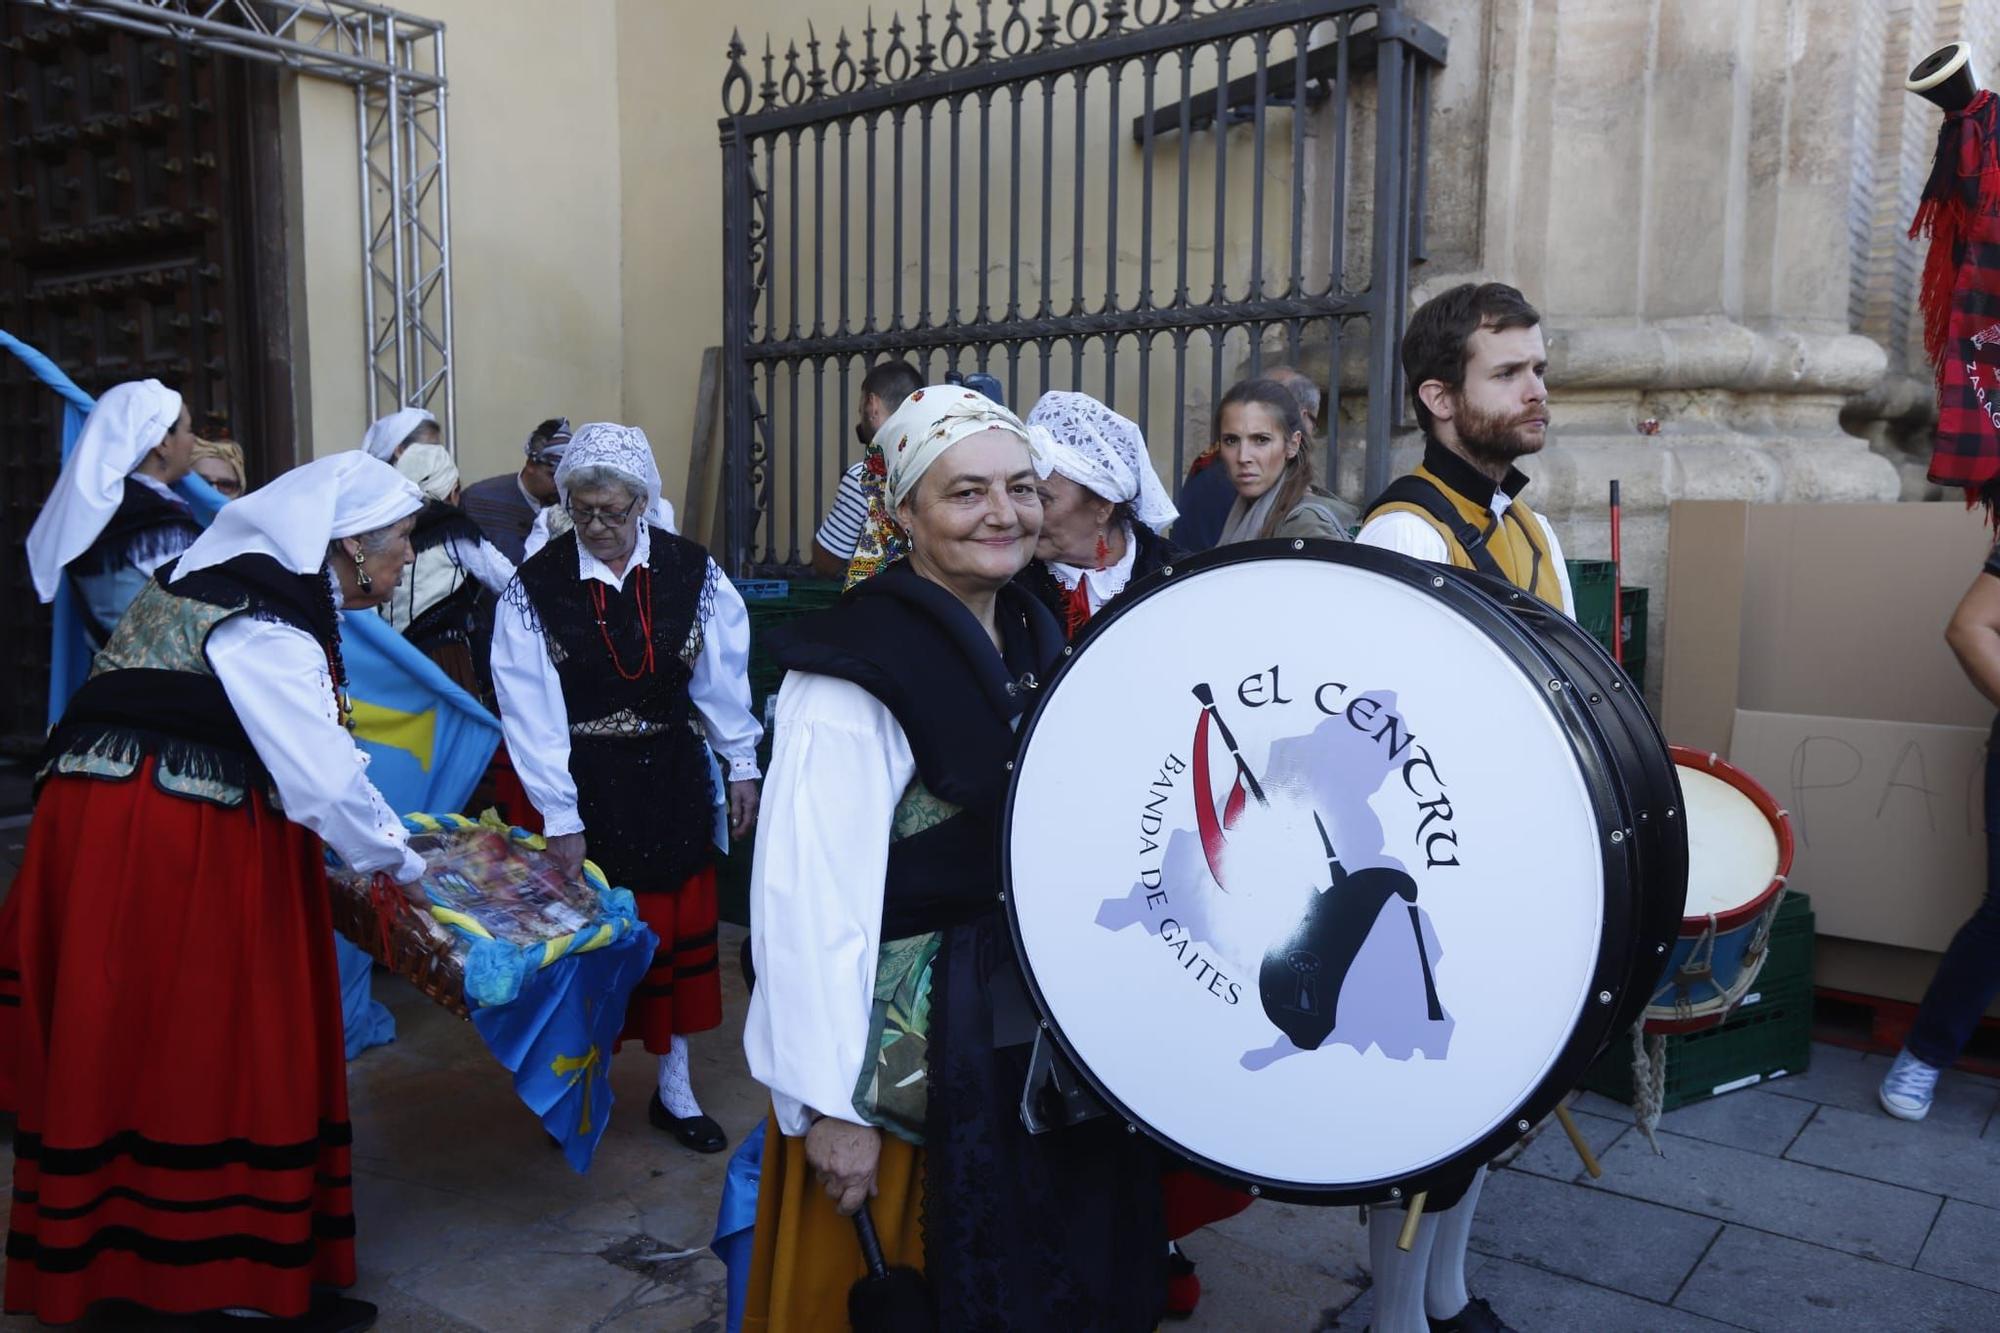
[{"x1": 1369, "y1": 461, "x2": 1568, "y2": 610}]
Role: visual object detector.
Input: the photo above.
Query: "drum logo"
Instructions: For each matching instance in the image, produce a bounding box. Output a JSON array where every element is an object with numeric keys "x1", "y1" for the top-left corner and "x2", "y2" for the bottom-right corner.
[{"x1": 1095, "y1": 666, "x2": 1462, "y2": 1065}]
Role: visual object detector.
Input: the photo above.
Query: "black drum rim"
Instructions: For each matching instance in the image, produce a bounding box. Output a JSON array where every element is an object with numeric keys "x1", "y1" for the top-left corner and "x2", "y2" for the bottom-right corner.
[{"x1": 1001, "y1": 538, "x2": 1657, "y2": 1206}]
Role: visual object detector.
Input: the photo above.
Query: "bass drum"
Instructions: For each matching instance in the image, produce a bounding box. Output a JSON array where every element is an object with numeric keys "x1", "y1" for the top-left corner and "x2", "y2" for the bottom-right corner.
[
  {"x1": 1444, "y1": 570, "x2": 1688, "y2": 1043},
  {"x1": 1002, "y1": 540, "x2": 1684, "y2": 1205}
]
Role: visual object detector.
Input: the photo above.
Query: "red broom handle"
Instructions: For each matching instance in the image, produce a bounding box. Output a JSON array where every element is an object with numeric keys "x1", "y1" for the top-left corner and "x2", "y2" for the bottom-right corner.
[{"x1": 1609, "y1": 480, "x2": 1624, "y2": 666}]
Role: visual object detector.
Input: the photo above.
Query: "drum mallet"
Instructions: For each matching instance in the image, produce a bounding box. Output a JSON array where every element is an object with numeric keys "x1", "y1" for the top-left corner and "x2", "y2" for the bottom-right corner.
[
  {"x1": 1555, "y1": 1104, "x2": 1604, "y2": 1179},
  {"x1": 1396, "y1": 1192, "x2": 1429, "y2": 1251},
  {"x1": 1609, "y1": 479, "x2": 1624, "y2": 668}
]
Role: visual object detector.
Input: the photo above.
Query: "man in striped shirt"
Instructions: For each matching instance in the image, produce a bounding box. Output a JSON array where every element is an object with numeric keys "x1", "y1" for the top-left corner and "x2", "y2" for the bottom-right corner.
[{"x1": 810, "y1": 360, "x2": 921, "y2": 578}]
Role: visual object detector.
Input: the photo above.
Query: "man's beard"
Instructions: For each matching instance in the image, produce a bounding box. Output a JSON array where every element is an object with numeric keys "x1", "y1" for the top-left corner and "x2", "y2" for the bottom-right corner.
[
  {"x1": 856, "y1": 420, "x2": 874, "y2": 447},
  {"x1": 1452, "y1": 395, "x2": 1546, "y2": 466}
]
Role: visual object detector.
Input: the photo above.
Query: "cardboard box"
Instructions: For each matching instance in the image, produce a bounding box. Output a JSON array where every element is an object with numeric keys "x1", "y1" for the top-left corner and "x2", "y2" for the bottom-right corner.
[
  {"x1": 1728, "y1": 709, "x2": 1986, "y2": 953},
  {"x1": 1815, "y1": 935, "x2": 2000, "y2": 1019},
  {"x1": 1661, "y1": 501, "x2": 1992, "y2": 756},
  {"x1": 1660, "y1": 501, "x2": 1996, "y2": 996}
]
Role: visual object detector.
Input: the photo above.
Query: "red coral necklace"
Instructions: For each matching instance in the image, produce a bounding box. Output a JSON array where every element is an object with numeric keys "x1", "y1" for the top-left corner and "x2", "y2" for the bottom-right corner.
[{"x1": 590, "y1": 564, "x2": 655, "y2": 680}]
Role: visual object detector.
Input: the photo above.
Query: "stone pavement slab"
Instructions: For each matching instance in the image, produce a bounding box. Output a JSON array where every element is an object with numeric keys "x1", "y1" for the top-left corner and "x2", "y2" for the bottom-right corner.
[
  {"x1": 1587, "y1": 1128, "x2": 1943, "y2": 1264},
  {"x1": 1331, "y1": 1253, "x2": 1750, "y2": 1333},
  {"x1": 1654, "y1": 1087, "x2": 1817, "y2": 1156},
  {"x1": 1506, "y1": 1106, "x2": 1629, "y2": 1182},
  {"x1": 1470, "y1": 1168, "x2": 1721, "y2": 1303},
  {"x1": 1674, "y1": 1224, "x2": 1998, "y2": 1333},
  {"x1": 1783, "y1": 1102, "x2": 2000, "y2": 1204},
  {"x1": 1916, "y1": 1197, "x2": 2000, "y2": 1295},
  {"x1": 1761, "y1": 1044, "x2": 2000, "y2": 1134}
]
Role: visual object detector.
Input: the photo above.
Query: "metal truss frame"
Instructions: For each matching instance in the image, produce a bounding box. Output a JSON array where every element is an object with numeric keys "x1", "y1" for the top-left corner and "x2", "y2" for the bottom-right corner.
[{"x1": 27, "y1": 0, "x2": 455, "y2": 443}]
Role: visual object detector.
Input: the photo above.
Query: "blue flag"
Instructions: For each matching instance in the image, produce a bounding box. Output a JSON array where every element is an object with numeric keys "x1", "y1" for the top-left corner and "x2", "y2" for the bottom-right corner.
[
  {"x1": 468, "y1": 924, "x2": 658, "y2": 1173},
  {"x1": 340, "y1": 611, "x2": 500, "y2": 815}
]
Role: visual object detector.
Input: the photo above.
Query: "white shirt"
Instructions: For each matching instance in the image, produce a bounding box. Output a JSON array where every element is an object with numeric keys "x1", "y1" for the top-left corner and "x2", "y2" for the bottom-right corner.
[
  {"x1": 206, "y1": 609, "x2": 426, "y2": 884},
  {"x1": 490, "y1": 524, "x2": 763, "y2": 838},
  {"x1": 743, "y1": 671, "x2": 916, "y2": 1134},
  {"x1": 1356, "y1": 490, "x2": 1576, "y2": 618},
  {"x1": 1046, "y1": 521, "x2": 1142, "y2": 619}
]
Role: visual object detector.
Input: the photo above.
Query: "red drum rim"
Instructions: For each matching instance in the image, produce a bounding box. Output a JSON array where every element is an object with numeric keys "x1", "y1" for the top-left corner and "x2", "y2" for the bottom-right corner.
[{"x1": 1666, "y1": 744, "x2": 1794, "y2": 934}]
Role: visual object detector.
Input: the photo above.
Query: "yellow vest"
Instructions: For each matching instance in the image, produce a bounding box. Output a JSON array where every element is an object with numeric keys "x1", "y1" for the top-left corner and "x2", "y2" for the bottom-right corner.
[{"x1": 1371, "y1": 462, "x2": 1569, "y2": 611}]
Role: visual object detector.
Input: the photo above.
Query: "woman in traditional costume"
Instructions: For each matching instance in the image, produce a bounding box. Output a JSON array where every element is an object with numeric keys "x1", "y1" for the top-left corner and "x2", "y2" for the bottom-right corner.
[
  {"x1": 24, "y1": 377, "x2": 204, "y2": 643},
  {"x1": 359, "y1": 405, "x2": 439, "y2": 463},
  {"x1": 5, "y1": 452, "x2": 429, "y2": 1333},
  {"x1": 1214, "y1": 377, "x2": 1352, "y2": 545},
  {"x1": 384, "y1": 442, "x2": 517, "y2": 693},
  {"x1": 741, "y1": 385, "x2": 1167, "y2": 1331},
  {"x1": 1016, "y1": 389, "x2": 1182, "y2": 638},
  {"x1": 191, "y1": 436, "x2": 249, "y2": 499},
  {"x1": 492, "y1": 423, "x2": 762, "y2": 1154}
]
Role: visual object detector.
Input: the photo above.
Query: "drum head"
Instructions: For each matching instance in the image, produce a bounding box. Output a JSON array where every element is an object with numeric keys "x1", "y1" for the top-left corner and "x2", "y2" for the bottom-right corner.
[{"x1": 1005, "y1": 542, "x2": 1641, "y2": 1203}]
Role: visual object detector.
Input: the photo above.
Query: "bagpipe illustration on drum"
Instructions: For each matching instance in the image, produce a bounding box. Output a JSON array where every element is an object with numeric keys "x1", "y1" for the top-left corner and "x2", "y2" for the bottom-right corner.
[
  {"x1": 1187, "y1": 681, "x2": 1445, "y2": 1055},
  {"x1": 1004, "y1": 541, "x2": 1689, "y2": 1204}
]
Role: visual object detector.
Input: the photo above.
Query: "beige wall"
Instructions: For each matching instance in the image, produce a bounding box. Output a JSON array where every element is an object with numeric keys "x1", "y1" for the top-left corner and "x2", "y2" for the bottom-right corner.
[{"x1": 286, "y1": 0, "x2": 625, "y2": 486}]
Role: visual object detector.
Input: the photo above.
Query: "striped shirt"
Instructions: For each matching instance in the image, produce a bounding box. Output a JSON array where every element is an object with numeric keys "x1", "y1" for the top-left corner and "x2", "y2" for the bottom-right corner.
[{"x1": 813, "y1": 461, "x2": 872, "y2": 560}]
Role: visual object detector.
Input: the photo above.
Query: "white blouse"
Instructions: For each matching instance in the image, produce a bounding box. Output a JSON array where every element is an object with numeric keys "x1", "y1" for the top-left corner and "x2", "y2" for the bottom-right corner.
[
  {"x1": 743, "y1": 670, "x2": 916, "y2": 1135},
  {"x1": 1045, "y1": 520, "x2": 1141, "y2": 619},
  {"x1": 490, "y1": 523, "x2": 763, "y2": 838},
  {"x1": 206, "y1": 608, "x2": 426, "y2": 883}
]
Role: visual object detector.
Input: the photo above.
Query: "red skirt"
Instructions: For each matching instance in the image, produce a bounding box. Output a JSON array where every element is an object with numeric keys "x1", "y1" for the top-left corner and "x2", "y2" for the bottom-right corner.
[
  {"x1": 0, "y1": 888, "x2": 22, "y2": 1114},
  {"x1": 4, "y1": 765, "x2": 356, "y2": 1323},
  {"x1": 618, "y1": 863, "x2": 721, "y2": 1053}
]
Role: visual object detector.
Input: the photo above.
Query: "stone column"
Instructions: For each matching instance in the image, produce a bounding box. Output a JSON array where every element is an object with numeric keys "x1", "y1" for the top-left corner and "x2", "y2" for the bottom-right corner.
[{"x1": 1394, "y1": 0, "x2": 1901, "y2": 690}]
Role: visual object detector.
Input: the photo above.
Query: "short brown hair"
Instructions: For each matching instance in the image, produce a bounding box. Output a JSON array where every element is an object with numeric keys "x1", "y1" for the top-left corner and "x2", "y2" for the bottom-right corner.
[{"x1": 1401, "y1": 283, "x2": 1541, "y2": 433}]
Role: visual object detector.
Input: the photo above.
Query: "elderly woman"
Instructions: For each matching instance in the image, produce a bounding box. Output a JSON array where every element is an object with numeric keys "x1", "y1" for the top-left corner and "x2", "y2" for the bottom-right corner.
[
  {"x1": 742, "y1": 386, "x2": 1165, "y2": 1331},
  {"x1": 6, "y1": 452, "x2": 427, "y2": 1331},
  {"x1": 1017, "y1": 389, "x2": 1182, "y2": 636},
  {"x1": 1214, "y1": 377, "x2": 1354, "y2": 545},
  {"x1": 25, "y1": 378, "x2": 203, "y2": 642},
  {"x1": 385, "y1": 442, "x2": 518, "y2": 691},
  {"x1": 360, "y1": 404, "x2": 440, "y2": 463},
  {"x1": 492, "y1": 423, "x2": 762, "y2": 1153},
  {"x1": 191, "y1": 435, "x2": 248, "y2": 499}
]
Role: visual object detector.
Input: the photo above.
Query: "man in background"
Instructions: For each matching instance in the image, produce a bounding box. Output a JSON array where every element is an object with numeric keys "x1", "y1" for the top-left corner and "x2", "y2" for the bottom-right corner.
[
  {"x1": 461, "y1": 416, "x2": 571, "y2": 565},
  {"x1": 809, "y1": 360, "x2": 921, "y2": 578}
]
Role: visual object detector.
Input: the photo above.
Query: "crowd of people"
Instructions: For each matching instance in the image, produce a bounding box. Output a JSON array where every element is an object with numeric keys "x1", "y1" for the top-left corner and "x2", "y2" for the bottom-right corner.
[{"x1": 4, "y1": 278, "x2": 1995, "y2": 1333}]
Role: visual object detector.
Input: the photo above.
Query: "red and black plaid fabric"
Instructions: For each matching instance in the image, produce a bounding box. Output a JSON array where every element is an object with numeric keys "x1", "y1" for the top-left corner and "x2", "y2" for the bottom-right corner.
[{"x1": 1913, "y1": 91, "x2": 2000, "y2": 509}]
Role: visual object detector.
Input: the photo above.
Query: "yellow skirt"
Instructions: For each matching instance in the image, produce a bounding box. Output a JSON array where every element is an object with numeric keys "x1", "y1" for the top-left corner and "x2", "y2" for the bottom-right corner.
[{"x1": 743, "y1": 1115, "x2": 927, "y2": 1333}]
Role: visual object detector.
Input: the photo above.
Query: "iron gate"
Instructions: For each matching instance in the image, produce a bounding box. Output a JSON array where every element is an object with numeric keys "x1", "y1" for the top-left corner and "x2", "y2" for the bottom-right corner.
[{"x1": 717, "y1": 0, "x2": 1444, "y2": 576}]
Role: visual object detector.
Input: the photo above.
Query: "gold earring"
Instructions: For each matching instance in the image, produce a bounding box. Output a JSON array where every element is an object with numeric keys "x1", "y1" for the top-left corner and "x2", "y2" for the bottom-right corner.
[{"x1": 352, "y1": 547, "x2": 372, "y2": 593}]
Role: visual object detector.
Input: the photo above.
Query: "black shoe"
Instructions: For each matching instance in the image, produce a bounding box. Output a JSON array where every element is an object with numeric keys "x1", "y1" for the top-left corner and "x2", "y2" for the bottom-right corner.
[
  {"x1": 1429, "y1": 1296, "x2": 1516, "y2": 1333},
  {"x1": 198, "y1": 1294, "x2": 378, "y2": 1333},
  {"x1": 649, "y1": 1091, "x2": 728, "y2": 1153}
]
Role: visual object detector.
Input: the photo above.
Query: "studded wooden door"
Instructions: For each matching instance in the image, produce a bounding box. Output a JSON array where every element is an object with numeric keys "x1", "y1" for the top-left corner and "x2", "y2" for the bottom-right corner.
[{"x1": 0, "y1": 8, "x2": 292, "y2": 751}]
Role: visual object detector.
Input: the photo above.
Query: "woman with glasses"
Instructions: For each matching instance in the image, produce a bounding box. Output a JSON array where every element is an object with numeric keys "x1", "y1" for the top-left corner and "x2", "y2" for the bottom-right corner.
[
  {"x1": 492, "y1": 423, "x2": 763, "y2": 1154},
  {"x1": 190, "y1": 436, "x2": 248, "y2": 499}
]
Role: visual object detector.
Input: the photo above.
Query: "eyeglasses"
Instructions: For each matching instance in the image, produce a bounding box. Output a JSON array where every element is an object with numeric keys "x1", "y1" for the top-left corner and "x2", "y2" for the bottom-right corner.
[
  {"x1": 525, "y1": 453, "x2": 560, "y2": 471},
  {"x1": 566, "y1": 497, "x2": 643, "y2": 530}
]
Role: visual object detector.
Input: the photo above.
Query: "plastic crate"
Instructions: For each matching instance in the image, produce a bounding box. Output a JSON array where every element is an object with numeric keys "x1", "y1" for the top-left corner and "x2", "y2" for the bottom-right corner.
[
  {"x1": 744, "y1": 580, "x2": 845, "y2": 710},
  {"x1": 1566, "y1": 560, "x2": 1647, "y2": 664},
  {"x1": 736, "y1": 578, "x2": 792, "y2": 601},
  {"x1": 1582, "y1": 895, "x2": 1816, "y2": 1112}
]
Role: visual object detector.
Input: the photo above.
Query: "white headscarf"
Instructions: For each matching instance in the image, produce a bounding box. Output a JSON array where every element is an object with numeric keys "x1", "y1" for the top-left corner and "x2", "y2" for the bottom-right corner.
[
  {"x1": 395, "y1": 442, "x2": 460, "y2": 502},
  {"x1": 554, "y1": 422, "x2": 661, "y2": 511},
  {"x1": 360, "y1": 406, "x2": 437, "y2": 461},
  {"x1": 174, "y1": 451, "x2": 423, "y2": 579},
  {"x1": 876, "y1": 384, "x2": 1046, "y2": 509},
  {"x1": 1025, "y1": 391, "x2": 1179, "y2": 534},
  {"x1": 25, "y1": 378, "x2": 184, "y2": 602}
]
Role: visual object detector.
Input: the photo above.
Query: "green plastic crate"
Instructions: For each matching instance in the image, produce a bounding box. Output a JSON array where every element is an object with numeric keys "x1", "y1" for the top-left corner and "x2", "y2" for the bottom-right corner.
[
  {"x1": 1582, "y1": 895, "x2": 1816, "y2": 1112},
  {"x1": 1566, "y1": 560, "x2": 1647, "y2": 665}
]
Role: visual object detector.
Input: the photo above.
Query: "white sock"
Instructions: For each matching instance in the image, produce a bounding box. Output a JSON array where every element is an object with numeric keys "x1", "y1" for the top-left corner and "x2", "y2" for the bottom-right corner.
[
  {"x1": 1423, "y1": 1166, "x2": 1488, "y2": 1320},
  {"x1": 1368, "y1": 1198, "x2": 1439, "y2": 1333},
  {"x1": 657, "y1": 1036, "x2": 703, "y2": 1119}
]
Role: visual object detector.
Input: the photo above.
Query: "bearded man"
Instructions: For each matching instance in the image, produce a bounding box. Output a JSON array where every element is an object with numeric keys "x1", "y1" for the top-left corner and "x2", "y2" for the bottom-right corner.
[
  {"x1": 1358, "y1": 282, "x2": 1574, "y2": 619},
  {"x1": 1348, "y1": 282, "x2": 1572, "y2": 1333}
]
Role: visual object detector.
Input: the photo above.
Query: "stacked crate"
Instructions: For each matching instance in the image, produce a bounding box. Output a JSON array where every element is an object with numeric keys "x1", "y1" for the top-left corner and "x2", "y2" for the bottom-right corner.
[
  {"x1": 1565, "y1": 559, "x2": 1647, "y2": 681},
  {"x1": 1582, "y1": 892, "x2": 1816, "y2": 1111}
]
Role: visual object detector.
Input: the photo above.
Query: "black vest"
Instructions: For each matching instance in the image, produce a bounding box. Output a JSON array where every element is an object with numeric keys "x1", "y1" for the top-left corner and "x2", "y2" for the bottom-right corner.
[
  {"x1": 72, "y1": 477, "x2": 203, "y2": 577},
  {"x1": 766, "y1": 560, "x2": 1066, "y2": 937}
]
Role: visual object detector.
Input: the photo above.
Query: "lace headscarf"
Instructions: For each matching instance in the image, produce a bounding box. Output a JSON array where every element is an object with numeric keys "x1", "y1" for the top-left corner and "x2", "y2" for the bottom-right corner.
[
  {"x1": 554, "y1": 422, "x2": 662, "y2": 512},
  {"x1": 1025, "y1": 391, "x2": 1178, "y2": 534}
]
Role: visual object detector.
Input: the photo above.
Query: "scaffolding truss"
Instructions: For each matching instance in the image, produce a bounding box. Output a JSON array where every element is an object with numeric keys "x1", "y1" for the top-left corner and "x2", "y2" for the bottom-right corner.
[{"x1": 29, "y1": 0, "x2": 455, "y2": 442}]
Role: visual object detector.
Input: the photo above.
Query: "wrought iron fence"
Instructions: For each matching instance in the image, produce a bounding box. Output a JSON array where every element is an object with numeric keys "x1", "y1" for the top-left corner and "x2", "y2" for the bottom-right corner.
[{"x1": 717, "y1": 0, "x2": 1444, "y2": 576}]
